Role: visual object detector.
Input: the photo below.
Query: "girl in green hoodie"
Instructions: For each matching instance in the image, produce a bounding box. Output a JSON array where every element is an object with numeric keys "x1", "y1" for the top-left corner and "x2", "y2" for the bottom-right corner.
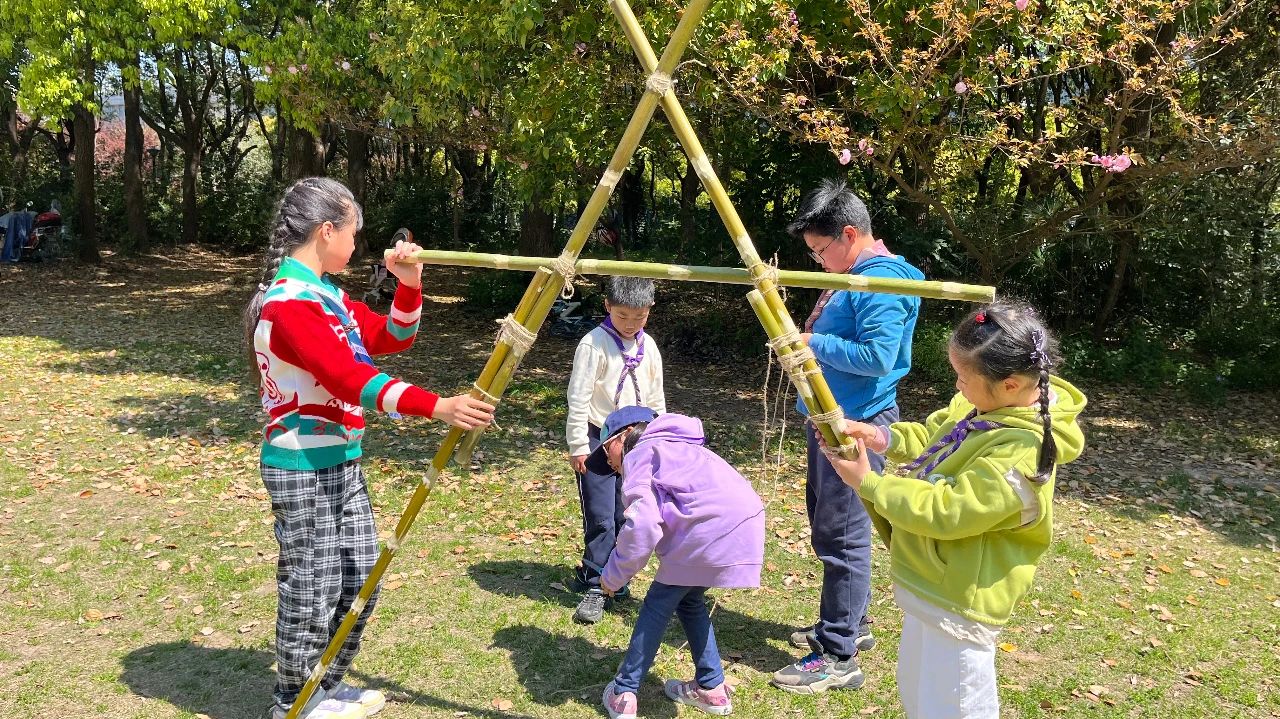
[{"x1": 824, "y1": 300, "x2": 1086, "y2": 719}]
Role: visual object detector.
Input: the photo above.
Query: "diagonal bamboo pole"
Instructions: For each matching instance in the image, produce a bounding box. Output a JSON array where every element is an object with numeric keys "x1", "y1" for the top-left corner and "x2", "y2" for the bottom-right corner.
[
  {"x1": 609, "y1": 0, "x2": 857, "y2": 456},
  {"x1": 389, "y1": 249, "x2": 996, "y2": 303},
  {"x1": 284, "y1": 2, "x2": 717, "y2": 717}
]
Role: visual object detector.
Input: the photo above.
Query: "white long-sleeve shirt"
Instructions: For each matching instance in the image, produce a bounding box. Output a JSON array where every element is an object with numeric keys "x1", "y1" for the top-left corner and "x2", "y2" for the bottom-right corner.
[{"x1": 565, "y1": 325, "x2": 666, "y2": 457}]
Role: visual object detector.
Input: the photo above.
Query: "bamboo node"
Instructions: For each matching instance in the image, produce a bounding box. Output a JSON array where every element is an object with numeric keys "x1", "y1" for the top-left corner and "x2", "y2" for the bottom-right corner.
[
  {"x1": 385, "y1": 534, "x2": 400, "y2": 552},
  {"x1": 690, "y1": 153, "x2": 714, "y2": 181},
  {"x1": 600, "y1": 168, "x2": 623, "y2": 189},
  {"x1": 646, "y1": 71, "x2": 675, "y2": 96},
  {"x1": 547, "y1": 252, "x2": 579, "y2": 299},
  {"x1": 494, "y1": 255, "x2": 510, "y2": 270},
  {"x1": 421, "y1": 465, "x2": 440, "y2": 488},
  {"x1": 351, "y1": 595, "x2": 368, "y2": 616},
  {"x1": 495, "y1": 314, "x2": 538, "y2": 358},
  {"x1": 667, "y1": 266, "x2": 692, "y2": 279},
  {"x1": 940, "y1": 281, "x2": 963, "y2": 298},
  {"x1": 305, "y1": 661, "x2": 327, "y2": 686}
]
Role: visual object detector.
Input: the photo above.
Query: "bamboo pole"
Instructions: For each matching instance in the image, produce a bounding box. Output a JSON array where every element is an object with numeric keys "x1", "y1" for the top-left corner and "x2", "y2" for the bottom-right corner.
[
  {"x1": 284, "y1": 3, "x2": 717, "y2": 716},
  {"x1": 611, "y1": 0, "x2": 858, "y2": 458},
  {"x1": 389, "y1": 249, "x2": 995, "y2": 303}
]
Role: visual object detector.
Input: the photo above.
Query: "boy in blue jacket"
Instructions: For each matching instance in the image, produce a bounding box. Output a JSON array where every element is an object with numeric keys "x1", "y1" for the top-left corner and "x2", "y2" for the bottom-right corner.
[{"x1": 772, "y1": 180, "x2": 924, "y2": 695}]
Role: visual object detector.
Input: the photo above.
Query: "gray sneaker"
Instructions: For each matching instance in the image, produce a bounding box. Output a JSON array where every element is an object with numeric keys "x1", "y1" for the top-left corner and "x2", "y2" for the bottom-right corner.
[
  {"x1": 771, "y1": 635, "x2": 865, "y2": 695},
  {"x1": 788, "y1": 623, "x2": 875, "y2": 652},
  {"x1": 573, "y1": 588, "x2": 611, "y2": 624}
]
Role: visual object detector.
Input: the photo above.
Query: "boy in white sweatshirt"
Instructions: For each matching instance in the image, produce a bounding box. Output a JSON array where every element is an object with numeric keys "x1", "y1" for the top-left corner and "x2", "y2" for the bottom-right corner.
[{"x1": 565, "y1": 276, "x2": 666, "y2": 624}]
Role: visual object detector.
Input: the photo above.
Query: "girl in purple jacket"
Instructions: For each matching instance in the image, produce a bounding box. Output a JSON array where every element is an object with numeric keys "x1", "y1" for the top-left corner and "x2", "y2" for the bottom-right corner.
[{"x1": 582, "y1": 408, "x2": 766, "y2": 718}]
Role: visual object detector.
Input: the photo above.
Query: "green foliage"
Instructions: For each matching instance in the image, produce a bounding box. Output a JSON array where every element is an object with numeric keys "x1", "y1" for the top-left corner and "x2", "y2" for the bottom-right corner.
[{"x1": 462, "y1": 272, "x2": 527, "y2": 310}]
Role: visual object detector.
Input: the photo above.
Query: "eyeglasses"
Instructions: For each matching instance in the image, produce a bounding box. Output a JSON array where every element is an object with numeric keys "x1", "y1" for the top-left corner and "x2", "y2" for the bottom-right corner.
[{"x1": 808, "y1": 235, "x2": 838, "y2": 264}]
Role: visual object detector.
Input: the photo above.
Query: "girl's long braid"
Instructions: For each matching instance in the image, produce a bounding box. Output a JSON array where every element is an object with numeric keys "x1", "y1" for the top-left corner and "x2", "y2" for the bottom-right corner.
[{"x1": 1033, "y1": 338, "x2": 1057, "y2": 482}]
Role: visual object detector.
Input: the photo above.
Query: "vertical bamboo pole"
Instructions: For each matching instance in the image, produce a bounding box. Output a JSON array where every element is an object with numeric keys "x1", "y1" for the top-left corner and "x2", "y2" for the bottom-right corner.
[
  {"x1": 611, "y1": 0, "x2": 857, "y2": 457},
  {"x1": 284, "y1": 2, "x2": 718, "y2": 717}
]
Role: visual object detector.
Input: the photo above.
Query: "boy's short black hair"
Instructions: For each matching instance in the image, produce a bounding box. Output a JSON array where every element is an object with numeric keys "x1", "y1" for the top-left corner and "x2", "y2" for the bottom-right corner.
[
  {"x1": 787, "y1": 179, "x2": 873, "y2": 240},
  {"x1": 605, "y1": 276, "x2": 655, "y2": 308}
]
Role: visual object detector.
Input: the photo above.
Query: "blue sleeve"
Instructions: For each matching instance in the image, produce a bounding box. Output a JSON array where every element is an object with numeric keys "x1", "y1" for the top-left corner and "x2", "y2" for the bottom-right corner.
[{"x1": 809, "y1": 278, "x2": 916, "y2": 377}]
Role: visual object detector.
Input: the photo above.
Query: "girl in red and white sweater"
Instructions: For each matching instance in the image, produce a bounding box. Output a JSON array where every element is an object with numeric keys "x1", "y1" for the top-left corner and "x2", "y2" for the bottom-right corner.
[{"x1": 242, "y1": 177, "x2": 494, "y2": 719}]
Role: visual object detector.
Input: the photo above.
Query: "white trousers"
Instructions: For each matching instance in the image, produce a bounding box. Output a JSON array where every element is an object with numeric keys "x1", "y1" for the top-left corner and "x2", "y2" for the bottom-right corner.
[{"x1": 897, "y1": 609, "x2": 1000, "y2": 719}]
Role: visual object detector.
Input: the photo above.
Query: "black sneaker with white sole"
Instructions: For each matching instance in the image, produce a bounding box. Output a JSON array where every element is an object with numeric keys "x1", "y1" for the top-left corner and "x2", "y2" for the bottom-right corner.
[{"x1": 573, "y1": 588, "x2": 612, "y2": 624}]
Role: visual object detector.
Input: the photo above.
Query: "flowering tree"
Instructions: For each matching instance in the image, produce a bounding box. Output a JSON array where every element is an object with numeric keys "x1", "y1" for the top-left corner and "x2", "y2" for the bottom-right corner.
[{"x1": 706, "y1": 0, "x2": 1278, "y2": 330}]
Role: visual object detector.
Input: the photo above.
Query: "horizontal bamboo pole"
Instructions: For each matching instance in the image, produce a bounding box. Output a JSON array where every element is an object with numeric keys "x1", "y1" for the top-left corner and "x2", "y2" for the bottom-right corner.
[{"x1": 387, "y1": 249, "x2": 995, "y2": 303}]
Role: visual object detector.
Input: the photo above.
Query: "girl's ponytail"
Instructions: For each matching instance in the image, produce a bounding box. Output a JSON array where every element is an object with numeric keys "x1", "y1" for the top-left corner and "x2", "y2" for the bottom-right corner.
[{"x1": 242, "y1": 177, "x2": 362, "y2": 377}]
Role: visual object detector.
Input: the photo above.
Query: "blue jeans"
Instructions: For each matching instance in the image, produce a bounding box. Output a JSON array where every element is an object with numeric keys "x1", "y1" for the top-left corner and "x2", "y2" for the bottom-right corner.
[
  {"x1": 806, "y1": 404, "x2": 898, "y2": 658},
  {"x1": 613, "y1": 582, "x2": 723, "y2": 693}
]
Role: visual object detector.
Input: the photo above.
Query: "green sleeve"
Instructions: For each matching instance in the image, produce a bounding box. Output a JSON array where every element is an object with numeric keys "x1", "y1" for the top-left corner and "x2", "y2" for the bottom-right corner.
[
  {"x1": 887, "y1": 395, "x2": 964, "y2": 463},
  {"x1": 859, "y1": 447, "x2": 1036, "y2": 541}
]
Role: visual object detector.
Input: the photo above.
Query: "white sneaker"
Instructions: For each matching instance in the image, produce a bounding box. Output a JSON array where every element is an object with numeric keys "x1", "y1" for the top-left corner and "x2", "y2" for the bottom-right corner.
[
  {"x1": 272, "y1": 698, "x2": 367, "y2": 719},
  {"x1": 328, "y1": 682, "x2": 386, "y2": 716}
]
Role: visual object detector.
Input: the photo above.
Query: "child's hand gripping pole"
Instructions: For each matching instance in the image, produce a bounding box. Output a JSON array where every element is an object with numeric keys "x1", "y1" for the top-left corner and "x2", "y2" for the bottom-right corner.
[{"x1": 746, "y1": 289, "x2": 858, "y2": 460}]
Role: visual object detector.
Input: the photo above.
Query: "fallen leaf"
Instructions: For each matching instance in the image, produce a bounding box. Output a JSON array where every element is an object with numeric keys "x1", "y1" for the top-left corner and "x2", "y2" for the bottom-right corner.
[
  {"x1": 1214, "y1": 577, "x2": 1230, "y2": 587},
  {"x1": 998, "y1": 642, "x2": 1018, "y2": 652},
  {"x1": 192, "y1": 605, "x2": 205, "y2": 615},
  {"x1": 491, "y1": 698, "x2": 514, "y2": 711},
  {"x1": 83, "y1": 609, "x2": 105, "y2": 622},
  {"x1": 1189, "y1": 569, "x2": 1208, "y2": 578},
  {"x1": 199, "y1": 627, "x2": 214, "y2": 636}
]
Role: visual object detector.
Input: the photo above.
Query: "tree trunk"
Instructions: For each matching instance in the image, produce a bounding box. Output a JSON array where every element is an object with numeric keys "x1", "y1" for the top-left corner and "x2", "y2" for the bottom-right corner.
[
  {"x1": 679, "y1": 156, "x2": 701, "y2": 248},
  {"x1": 72, "y1": 101, "x2": 99, "y2": 263},
  {"x1": 517, "y1": 194, "x2": 556, "y2": 257},
  {"x1": 1093, "y1": 197, "x2": 1137, "y2": 340},
  {"x1": 288, "y1": 126, "x2": 325, "y2": 179},
  {"x1": 122, "y1": 53, "x2": 149, "y2": 251},
  {"x1": 181, "y1": 141, "x2": 201, "y2": 245},
  {"x1": 347, "y1": 126, "x2": 370, "y2": 258}
]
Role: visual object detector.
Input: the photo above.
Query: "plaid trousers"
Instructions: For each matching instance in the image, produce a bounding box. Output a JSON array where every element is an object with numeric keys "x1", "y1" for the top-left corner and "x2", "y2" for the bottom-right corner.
[{"x1": 262, "y1": 461, "x2": 382, "y2": 711}]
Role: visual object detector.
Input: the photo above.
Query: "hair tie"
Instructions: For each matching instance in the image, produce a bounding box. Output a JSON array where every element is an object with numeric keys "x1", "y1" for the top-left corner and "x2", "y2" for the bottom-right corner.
[
  {"x1": 258, "y1": 283, "x2": 270, "y2": 292},
  {"x1": 975, "y1": 312, "x2": 987, "y2": 324},
  {"x1": 1029, "y1": 329, "x2": 1048, "y2": 367}
]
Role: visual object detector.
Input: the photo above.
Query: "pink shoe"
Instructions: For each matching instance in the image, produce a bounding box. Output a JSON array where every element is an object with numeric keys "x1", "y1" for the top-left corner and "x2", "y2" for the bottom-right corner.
[
  {"x1": 603, "y1": 681, "x2": 638, "y2": 719},
  {"x1": 663, "y1": 679, "x2": 732, "y2": 715}
]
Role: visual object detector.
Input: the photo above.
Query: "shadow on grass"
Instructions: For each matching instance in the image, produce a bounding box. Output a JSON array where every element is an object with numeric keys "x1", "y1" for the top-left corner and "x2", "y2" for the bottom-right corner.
[
  {"x1": 119, "y1": 641, "x2": 541, "y2": 719},
  {"x1": 490, "y1": 625, "x2": 677, "y2": 717},
  {"x1": 468, "y1": 560, "x2": 799, "y2": 673}
]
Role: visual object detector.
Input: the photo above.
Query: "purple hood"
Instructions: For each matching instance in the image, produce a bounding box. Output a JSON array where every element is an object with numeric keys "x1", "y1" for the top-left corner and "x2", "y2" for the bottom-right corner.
[{"x1": 601, "y1": 413, "x2": 765, "y2": 590}]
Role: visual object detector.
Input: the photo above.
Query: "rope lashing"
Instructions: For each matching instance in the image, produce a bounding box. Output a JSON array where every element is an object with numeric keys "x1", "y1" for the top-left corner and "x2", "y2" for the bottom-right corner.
[
  {"x1": 646, "y1": 71, "x2": 674, "y2": 96},
  {"x1": 547, "y1": 252, "x2": 579, "y2": 298},
  {"x1": 495, "y1": 314, "x2": 538, "y2": 358}
]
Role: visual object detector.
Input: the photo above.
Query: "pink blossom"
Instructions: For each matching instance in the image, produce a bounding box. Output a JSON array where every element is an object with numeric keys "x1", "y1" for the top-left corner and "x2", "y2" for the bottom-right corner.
[
  {"x1": 341, "y1": 61, "x2": 351, "y2": 71},
  {"x1": 287, "y1": 65, "x2": 298, "y2": 74},
  {"x1": 838, "y1": 148, "x2": 852, "y2": 165},
  {"x1": 1091, "y1": 153, "x2": 1132, "y2": 173},
  {"x1": 1015, "y1": 0, "x2": 1030, "y2": 11},
  {"x1": 865, "y1": 145, "x2": 875, "y2": 157},
  {"x1": 788, "y1": 10, "x2": 798, "y2": 26},
  {"x1": 264, "y1": 66, "x2": 272, "y2": 75},
  {"x1": 858, "y1": 138, "x2": 869, "y2": 152},
  {"x1": 955, "y1": 81, "x2": 969, "y2": 94},
  {"x1": 575, "y1": 42, "x2": 587, "y2": 56},
  {"x1": 301, "y1": 64, "x2": 308, "y2": 72},
  {"x1": 519, "y1": 161, "x2": 529, "y2": 170}
]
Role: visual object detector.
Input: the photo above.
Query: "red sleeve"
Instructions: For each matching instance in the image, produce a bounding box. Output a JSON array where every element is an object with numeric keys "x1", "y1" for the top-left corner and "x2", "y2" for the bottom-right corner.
[
  {"x1": 345, "y1": 282, "x2": 422, "y2": 356},
  {"x1": 265, "y1": 297, "x2": 439, "y2": 418}
]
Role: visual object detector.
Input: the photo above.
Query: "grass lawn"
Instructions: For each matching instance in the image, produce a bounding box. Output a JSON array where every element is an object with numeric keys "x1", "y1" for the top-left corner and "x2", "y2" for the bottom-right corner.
[{"x1": 0, "y1": 250, "x2": 1276, "y2": 719}]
